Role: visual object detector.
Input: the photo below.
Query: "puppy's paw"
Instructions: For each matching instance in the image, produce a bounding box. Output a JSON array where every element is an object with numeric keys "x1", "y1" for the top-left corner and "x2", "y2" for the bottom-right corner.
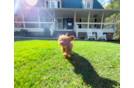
[
  {"x1": 64, "y1": 56, "x2": 69, "y2": 59},
  {"x1": 63, "y1": 52, "x2": 67, "y2": 55}
]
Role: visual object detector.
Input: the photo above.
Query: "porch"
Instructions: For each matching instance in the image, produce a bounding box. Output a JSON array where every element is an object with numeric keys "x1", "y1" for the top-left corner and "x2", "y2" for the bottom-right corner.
[{"x1": 14, "y1": 8, "x2": 119, "y2": 39}]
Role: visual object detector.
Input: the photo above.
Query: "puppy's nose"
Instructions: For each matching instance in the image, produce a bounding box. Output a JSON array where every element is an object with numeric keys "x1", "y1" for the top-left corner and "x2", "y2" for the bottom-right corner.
[{"x1": 60, "y1": 41, "x2": 63, "y2": 44}]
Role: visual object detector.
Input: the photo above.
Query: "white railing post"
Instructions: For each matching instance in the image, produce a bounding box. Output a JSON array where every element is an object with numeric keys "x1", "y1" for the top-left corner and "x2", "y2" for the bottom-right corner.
[
  {"x1": 76, "y1": 25, "x2": 78, "y2": 38},
  {"x1": 50, "y1": 22, "x2": 55, "y2": 36},
  {"x1": 50, "y1": 24, "x2": 52, "y2": 36},
  {"x1": 52, "y1": 23, "x2": 54, "y2": 34},
  {"x1": 53, "y1": 10, "x2": 55, "y2": 30},
  {"x1": 100, "y1": 12, "x2": 104, "y2": 29},
  {"x1": 113, "y1": 13, "x2": 118, "y2": 39},
  {"x1": 74, "y1": 11, "x2": 76, "y2": 29},
  {"x1": 21, "y1": 8, "x2": 25, "y2": 28},
  {"x1": 87, "y1": 12, "x2": 90, "y2": 29},
  {"x1": 38, "y1": 9, "x2": 41, "y2": 28}
]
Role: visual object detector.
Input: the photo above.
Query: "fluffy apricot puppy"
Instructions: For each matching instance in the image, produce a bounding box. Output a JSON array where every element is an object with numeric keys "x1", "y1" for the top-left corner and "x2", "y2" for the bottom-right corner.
[{"x1": 58, "y1": 33, "x2": 75, "y2": 59}]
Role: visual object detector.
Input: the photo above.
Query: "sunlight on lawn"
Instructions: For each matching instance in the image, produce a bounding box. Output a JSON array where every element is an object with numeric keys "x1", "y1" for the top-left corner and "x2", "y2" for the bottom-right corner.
[{"x1": 14, "y1": 38, "x2": 120, "y2": 88}]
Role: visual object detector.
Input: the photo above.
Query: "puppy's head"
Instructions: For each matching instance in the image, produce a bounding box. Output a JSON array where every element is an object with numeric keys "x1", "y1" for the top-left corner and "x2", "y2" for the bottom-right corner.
[{"x1": 58, "y1": 33, "x2": 75, "y2": 47}]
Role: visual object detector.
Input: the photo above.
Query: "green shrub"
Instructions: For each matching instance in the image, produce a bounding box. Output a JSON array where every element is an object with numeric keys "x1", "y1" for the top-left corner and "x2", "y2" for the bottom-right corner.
[
  {"x1": 44, "y1": 28, "x2": 51, "y2": 37},
  {"x1": 114, "y1": 29, "x2": 120, "y2": 40},
  {"x1": 20, "y1": 29, "x2": 29, "y2": 36}
]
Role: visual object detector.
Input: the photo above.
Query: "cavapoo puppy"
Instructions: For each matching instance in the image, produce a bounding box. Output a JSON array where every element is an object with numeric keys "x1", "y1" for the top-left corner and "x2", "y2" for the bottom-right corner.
[{"x1": 58, "y1": 33, "x2": 75, "y2": 59}]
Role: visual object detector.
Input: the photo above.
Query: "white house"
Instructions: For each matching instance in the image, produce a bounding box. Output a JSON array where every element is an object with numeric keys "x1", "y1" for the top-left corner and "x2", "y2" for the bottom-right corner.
[{"x1": 14, "y1": 0, "x2": 120, "y2": 40}]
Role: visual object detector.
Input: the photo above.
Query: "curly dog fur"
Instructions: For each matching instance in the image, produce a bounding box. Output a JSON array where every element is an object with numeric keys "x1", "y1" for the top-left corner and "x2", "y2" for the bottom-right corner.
[{"x1": 58, "y1": 33, "x2": 75, "y2": 59}]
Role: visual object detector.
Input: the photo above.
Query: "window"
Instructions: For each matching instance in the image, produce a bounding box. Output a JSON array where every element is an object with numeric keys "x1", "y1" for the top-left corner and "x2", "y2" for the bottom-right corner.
[
  {"x1": 25, "y1": 23, "x2": 39, "y2": 28},
  {"x1": 17, "y1": 18, "x2": 23, "y2": 21},
  {"x1": 24, "y1": 17, "x2": 38, "y2": 22},
  {"x1": 46, "y1": 0, "x2": 61, "y2": 8},
  {"x1": 44, "y1": 18, "x2": 49, "y2": 22},
  {"x1": 87, "y1": 1, "x2": 90, "y2": 8},
  {"x1": 46, "y1": 1, "x2": 48, "y2": 8},
  {"x1": 82, "y1": 0, "x2": 93, "y2": 9},
  {"x1": 58, "y1": 1, "x2": 60, "y2": 8},
  {"x1": 48, "y1": 1, "x2": 57, "y2": 8}
]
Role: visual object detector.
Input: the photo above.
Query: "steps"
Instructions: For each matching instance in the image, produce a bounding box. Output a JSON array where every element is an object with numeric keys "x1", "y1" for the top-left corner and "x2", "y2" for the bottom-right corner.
[{"x1": 52, "y1": 31, "x2": 76, "y2": 37}]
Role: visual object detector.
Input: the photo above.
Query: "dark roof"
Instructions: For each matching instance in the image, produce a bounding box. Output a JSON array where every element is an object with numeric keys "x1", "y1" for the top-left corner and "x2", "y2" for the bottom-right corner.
[
  {"x1": 62, "y1": 0, "x2": 82, "y2": 8},
  {"x1": 93, "y1": 0, "x2": 104, "y2": 9},
  {"x1": 62, "y1": 0, "x2": 104, "y2": 9}
]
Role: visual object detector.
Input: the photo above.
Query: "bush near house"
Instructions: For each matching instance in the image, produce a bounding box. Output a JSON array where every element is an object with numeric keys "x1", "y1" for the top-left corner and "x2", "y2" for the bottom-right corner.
[
  {"x1": 14, "y1": 29, "x2": 29, "y2": 36},
  {"x1": 14, "y1": 28, "x2": 51, "y2": 37},
  {"x1": 44, "y1": 28, "x2": 51, "y2": 37}
]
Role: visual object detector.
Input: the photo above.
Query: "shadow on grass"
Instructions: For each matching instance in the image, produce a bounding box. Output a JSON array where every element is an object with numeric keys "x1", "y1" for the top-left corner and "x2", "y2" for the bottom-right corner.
[{"x1": 68, "y1": 52, "x2": 120, "y2": 88}]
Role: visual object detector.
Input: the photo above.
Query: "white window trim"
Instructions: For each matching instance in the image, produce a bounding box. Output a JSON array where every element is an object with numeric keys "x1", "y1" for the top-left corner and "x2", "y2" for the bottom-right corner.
[
  {"x1": 48, "y1": 0, "x2": 58, "y2": 8},
  {"x1": 85, "y1": 0, "x2": 93, "y2": 9},
  {"x1": 45, "y1": 0, "x2": 62, "y2": 8}
]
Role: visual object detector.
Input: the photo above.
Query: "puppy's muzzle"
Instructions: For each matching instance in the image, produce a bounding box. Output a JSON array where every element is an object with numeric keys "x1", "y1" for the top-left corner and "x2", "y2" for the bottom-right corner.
[{"x1": 60, "y1": 41, "x2": 64, "y2": 45}]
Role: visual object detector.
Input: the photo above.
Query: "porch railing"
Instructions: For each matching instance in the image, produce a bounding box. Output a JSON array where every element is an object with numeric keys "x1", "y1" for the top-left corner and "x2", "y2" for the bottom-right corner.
[
  {"x1": 50, "y1": 23, "x2": 55, "y2": 36},
  {"x1": 75, "y1": 22, "x2": 114, "y2": 28},
  {"x1": 74, "y1": 24, "x2": 78, "y2": 37},
  {"x1": 74, "y1": 22, "x2": 115, "y2": 37},
  {"x1": 14, "y1": 21, "x2": 55, "y2": 36},
  {"x1": 104, "y1": 23, "x2": 114, "y2": 29}
]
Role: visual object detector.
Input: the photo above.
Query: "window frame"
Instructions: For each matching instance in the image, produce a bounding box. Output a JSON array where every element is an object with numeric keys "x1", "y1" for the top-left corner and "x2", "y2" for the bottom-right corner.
[
  {"x1": 45, "y1": 0, "x2": 61, "y2": 8},
  {"x1": 85, "y1": 0, "x2": 93, "y2": 9},
  {"x1": 48, "y1": 0, "x2": 58, "y2": 8}
]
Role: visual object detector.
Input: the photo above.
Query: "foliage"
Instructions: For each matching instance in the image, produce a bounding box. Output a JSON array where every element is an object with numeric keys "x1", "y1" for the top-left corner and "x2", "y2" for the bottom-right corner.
[
  {"x1": 44, "y1": 28, "x2": 51, "y2": 37},
  {"x1": 102, "y1": 0, "x2": 120, "y2": 40},
  {"x1": 20, "y1": 29, "x2": 29, "y2": 36}
]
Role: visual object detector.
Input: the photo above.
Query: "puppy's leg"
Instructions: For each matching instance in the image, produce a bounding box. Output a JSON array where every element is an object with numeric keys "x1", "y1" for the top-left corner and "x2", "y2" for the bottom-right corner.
[
  {"x1": 61, "y1": 47, "x2": 69, "y2": 59},
  {"x1": 61, "y1": 47, "x2": 65, "y2": 53},
  {"x1": 64, "y1": 55, "x2": 69, "y2": 59}
]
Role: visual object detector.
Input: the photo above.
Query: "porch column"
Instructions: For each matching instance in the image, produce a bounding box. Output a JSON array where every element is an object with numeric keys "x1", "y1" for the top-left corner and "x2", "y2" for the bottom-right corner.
[
  {"x1": 74, "y1": 11, "x2": 78, "y2": 37},
  {"x1": 87, "y1": 12, "x2": 90, "y2": 29},
  {"x1": 100, "y1": 12, "x2": 104, "y2": 29},
  {"x1": 38, "y1": 10, "x2": 41, "y2": 28},
  {"x1": 113, "y1": 13, "x2": 118, "y2": 39},
  {"x1": 21, "y1": 9, "x2": 25, "y2": 28}
]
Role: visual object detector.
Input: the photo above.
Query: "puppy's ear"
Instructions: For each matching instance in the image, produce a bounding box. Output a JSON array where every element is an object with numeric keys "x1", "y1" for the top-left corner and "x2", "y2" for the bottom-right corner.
[
  {"x1": 69, "y1": 36, "x2": 75, "y2": 41},
  {"x1": 65, "y1": 33, "x2": 68, "y2": 36}
]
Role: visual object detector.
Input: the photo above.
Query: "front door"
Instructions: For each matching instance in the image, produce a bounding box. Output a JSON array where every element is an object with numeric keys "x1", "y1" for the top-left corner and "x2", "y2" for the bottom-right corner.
[{"x1": 67, "y1": 18, "x2": 73, "y2": 29}]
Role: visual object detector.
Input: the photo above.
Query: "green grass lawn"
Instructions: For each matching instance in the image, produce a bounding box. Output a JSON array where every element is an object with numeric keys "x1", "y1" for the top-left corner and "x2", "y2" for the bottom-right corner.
[{"x1": 14, "y1": 38, "x2": 120, "y2": 88}]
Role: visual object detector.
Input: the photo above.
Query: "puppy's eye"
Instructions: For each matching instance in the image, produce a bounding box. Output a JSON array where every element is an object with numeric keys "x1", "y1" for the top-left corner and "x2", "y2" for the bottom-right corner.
[{"x1": 62, "y1": 39, "x2": 66, "y2": 42}]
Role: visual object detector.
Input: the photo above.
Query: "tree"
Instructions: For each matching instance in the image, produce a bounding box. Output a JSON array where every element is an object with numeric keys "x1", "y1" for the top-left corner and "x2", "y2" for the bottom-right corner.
[{"x1": 102, "y1": 0, "x2": 120, "y2": 40}]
